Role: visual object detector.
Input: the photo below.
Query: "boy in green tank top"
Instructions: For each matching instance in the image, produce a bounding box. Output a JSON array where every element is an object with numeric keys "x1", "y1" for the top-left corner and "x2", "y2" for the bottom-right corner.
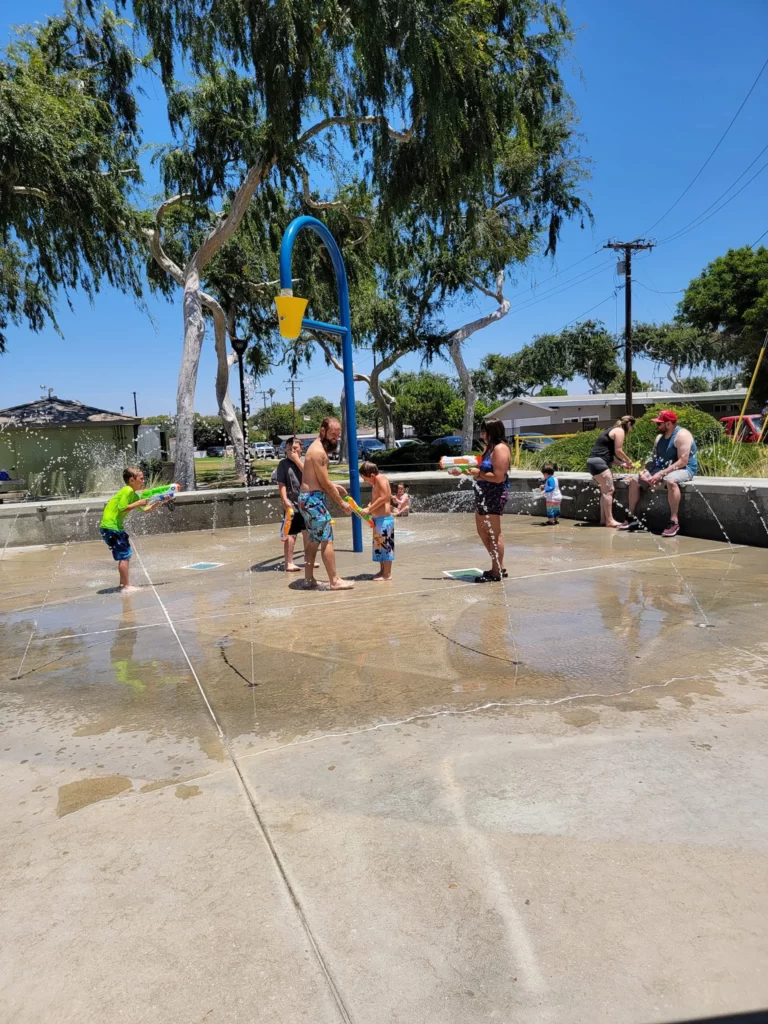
[{"x1": 99, "y1": 466, "x2": 176, "y2": 592}]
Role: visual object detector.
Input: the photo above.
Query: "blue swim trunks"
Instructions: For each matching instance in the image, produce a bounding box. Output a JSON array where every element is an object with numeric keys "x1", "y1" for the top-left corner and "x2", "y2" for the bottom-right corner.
[
  {"x1": 100, "y1": 527, "x2": 132, "y2": 561},
  {"x1": 297, "y1": 490, "x2": 334, "y2": 544},
  {"x1": 372, "y1": 516, "x2": 395, "y2": 562}
]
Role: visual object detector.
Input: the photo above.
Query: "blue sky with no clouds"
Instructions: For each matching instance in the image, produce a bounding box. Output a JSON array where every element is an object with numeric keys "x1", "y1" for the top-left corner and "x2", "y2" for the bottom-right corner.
[{"x1": 2, "y1": 0, "x2": 767, "y2": 416}]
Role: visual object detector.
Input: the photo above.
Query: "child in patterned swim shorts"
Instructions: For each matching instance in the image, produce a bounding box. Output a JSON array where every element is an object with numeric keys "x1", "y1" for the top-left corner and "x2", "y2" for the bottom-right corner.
[{"x1": 360, "y1": 462, "x2": 395, "y2": 581}]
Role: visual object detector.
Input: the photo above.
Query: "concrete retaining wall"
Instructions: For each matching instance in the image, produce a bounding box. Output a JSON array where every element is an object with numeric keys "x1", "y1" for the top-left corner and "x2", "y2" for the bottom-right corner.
[{"x1": 2, "y1": 471, "x2": 767, "y2": 549}]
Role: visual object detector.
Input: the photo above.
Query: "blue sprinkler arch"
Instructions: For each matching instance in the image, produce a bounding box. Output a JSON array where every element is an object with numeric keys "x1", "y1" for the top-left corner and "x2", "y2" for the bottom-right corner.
[{"x1": 278, "y1": 215, "x2": 363, "y2": 553}]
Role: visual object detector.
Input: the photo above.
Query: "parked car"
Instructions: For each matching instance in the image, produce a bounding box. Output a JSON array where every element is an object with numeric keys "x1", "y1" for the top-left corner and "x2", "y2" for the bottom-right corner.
[
  {"x1": 431, "y1": 435, "x2": 464, "y2": 450},
  {"x1": 251, "y1": 442, "x2": 276, "y2": 459},
  {"x1": 357, "y1": 438, "x2": 387, "y2": 457},
  {"x1": 394, "y1": 437, "x2": 421, "y2": 448},
  {"x1": 206, "y1": 446, "x2": 226, "y2": 458},
  {"x1": 720, "y1": 415, "x2": 763, "y2": 442},
  {"x1": 517, "y1": 433, "x2": 556, "y2": 452}
]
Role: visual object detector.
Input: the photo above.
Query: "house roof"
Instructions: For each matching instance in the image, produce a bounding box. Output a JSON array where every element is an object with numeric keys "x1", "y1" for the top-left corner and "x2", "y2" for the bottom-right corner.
[
  {"x1": 492, "y1": 388, "x2": 749, "y2": 418},
  {"x1": 0, "y1": 397, "x2": 141, "y2": 430}
]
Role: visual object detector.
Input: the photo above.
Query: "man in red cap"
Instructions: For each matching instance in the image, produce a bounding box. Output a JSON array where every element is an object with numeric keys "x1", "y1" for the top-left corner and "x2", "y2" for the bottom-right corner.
[{"x1": 618, "y1": 410, "x2": 698, "y2": 537}]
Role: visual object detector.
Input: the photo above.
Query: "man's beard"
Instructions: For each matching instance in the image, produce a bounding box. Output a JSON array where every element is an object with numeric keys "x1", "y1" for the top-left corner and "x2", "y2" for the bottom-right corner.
[{"x1": 321, "y1": 435, "x2": 338, "y2": 453}]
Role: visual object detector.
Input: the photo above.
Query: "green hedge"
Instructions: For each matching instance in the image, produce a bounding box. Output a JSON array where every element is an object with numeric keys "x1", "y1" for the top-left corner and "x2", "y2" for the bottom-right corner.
[
  {"x1": 525, "y1": 403, "x2": 726, "y2": 473},
  {"x1": 367, "y1": 440, "x2": 479, "y2": 471}
]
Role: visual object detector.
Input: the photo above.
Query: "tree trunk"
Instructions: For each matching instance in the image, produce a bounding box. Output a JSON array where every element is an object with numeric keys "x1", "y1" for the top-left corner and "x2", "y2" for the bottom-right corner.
[
  {"x1": 445, "y1": 271, "x2": 510, "y2": 455},
  {"x1": 449, "y1": 336, "x2": 477, "y2": 454},
  {"x1": 205, "y1": 297, "x2": 245, "y2": 477},
  {"x1": 368, "y1": 380, "x2": 396, "y2": 447},
  {"x1": 176, "y1": 269, "x2": 206, "y2": 490}
]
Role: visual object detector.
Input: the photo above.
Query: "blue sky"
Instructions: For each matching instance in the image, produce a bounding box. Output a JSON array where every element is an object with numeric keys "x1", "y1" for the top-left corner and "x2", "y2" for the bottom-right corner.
[{"x1": 2, "y1": 0, "x2": 767, "y2": 416}]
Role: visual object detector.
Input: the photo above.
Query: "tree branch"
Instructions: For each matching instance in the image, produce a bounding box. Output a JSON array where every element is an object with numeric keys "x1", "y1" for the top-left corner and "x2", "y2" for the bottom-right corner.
[
  {"x1": 143, "y1": 193, "x2": 191, "y2": 287},
  {"x1": 297, "y1": 113, "x2": 419, "y2": 149},
  {"x1": 300, "y1": 170, "x2": 372, "y2": 247},
  {"x1": 11, "y1": 185, "x2": 48, "y2": 200},
  {"x1": 192, "y1": 154, "x2": 275, "y2": 273}
]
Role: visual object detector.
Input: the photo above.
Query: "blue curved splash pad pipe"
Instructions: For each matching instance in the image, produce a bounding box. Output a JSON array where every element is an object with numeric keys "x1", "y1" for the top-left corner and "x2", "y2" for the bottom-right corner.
[{"x1": 278, "y1": 215, "x2": 363, "y2": 553}]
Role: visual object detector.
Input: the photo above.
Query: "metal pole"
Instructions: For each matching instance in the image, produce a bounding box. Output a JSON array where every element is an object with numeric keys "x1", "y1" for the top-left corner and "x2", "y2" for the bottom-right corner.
[
  {"x1": 624, "y1": 246, "x2": 633, "y2": 417},
  {"x1": 237, "y1": 353, "x2": 251, "y2": 485},
  {"x1": 133, "y1": 392, "x2": 138, "y2": 417},
  {"x1": 279, "y1": 215, "x2": 363, "y2": 552},
  {"x1": 733, "y1": 331, "x2": 768, "y2": 443}
]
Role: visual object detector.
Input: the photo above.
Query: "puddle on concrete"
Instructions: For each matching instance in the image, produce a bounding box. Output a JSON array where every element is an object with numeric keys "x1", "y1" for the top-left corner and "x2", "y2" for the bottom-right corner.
[
  {"x1": 56, "y1": 775, "x2": 133, "y2": 817},
  {"x1": 174, "y1": 784, "x2": 201, "y2": 800}
]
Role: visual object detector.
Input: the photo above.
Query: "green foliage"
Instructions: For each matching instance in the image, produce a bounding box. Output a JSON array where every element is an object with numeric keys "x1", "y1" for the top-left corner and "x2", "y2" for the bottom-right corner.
[
  {"x1": 626, "y1": 403, "x2": 724, "y2": 461},
  {"x1": 385, "y1": 371, "x2": 460, "y2": 437},
  {"x1": 525, "y1": 403, "x2": 725, "y2": 472},
  {"x1": 524, "y1": 429, "x2": 599, "y2": 472},
  {"x1": 143, "y1": 415, "x2": 176, "y2": 437},
  {"x1": 671, "y1": 375, "x2": 710, "y2": 394},
  {"x1": 603, "y1": 370, "x2": 651, "y2": 393},
  {"x1": 251, "y1": 402, "x2": 295, "y2": 438},
  {"x1": 298, "y1": 395, "x2": 340, "y2": 431},
  {"x1": 0, "y1": 6, "x2": 145, "y2": 349},
  {"x1": 368, "y1": 440, "x2": 475, "y2": 471},
  {"x1": 538, "y1": 385, "x2": 568, "y2": 396},
  {"x1": 678, "y1": 246, "x2": 768, "y2": 399},
  {"x1": 192, "y1": 415, "x2": 229, "y2": 449},
  {"x1": 125, "y1": 0, "x2": 575, "y2": 222}
]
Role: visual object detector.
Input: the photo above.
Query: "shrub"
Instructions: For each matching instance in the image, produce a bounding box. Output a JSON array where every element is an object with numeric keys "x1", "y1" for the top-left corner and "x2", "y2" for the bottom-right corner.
[
  {"x1": 368, "y1": 440, "x2": 477, "y2": 471},
  {"x1": 522, "y1": 404, "x2": 726, "y2": 474},
  {"x1": 625, "y1": 403, "x2": 724, "y2": 463}
]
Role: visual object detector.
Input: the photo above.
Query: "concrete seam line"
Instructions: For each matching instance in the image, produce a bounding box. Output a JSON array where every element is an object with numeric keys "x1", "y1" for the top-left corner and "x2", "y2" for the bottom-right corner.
[
  {"x1": 133, "y1": 545, "x2": 225, "y2": 739},
  {"x1": 30, "y1": 544, "x2": 739, "y2": 645},
  {"x1": 132, "y1": 541, "x2": 355, "y2": 1024},
  {"x1": 13, "y1": 542, "x2": 71, "y2": 679}
]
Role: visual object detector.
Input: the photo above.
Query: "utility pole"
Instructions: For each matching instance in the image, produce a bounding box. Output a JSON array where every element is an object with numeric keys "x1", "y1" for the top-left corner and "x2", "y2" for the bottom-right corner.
[
  {"x1": 603, "y1": 239, "x2": 654, "y2": 415},
  {"x1": 284, "y1": 377, "x2": 300, "y2": 436},
  {"x1": 133, "y1": 391, "x2": 138, "y2": 417},
  {"x1": 256, "y1": 390, "x2": 271, "y2": 441}
]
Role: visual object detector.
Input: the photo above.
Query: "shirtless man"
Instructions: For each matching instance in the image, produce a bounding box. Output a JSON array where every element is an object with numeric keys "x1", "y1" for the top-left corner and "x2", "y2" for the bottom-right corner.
[{"x1": 296, "y1": 417, "x2": 354, "y2": 590}]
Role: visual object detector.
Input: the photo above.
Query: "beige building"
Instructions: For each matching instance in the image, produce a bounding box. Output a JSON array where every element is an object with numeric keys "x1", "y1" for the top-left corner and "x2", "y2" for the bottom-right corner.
[
  {"x1": 491, "y1": 388, "x2": 749, "y2": 437},
  {"x1": 0, "y1": 397, "x2": 140, "y2": 497}
]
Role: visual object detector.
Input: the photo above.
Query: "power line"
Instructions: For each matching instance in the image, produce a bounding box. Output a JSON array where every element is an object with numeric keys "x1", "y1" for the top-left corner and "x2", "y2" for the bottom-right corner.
[
  {"x1": 752, "y1": 226, "x2": 768, "y2": 248},
  {"x1": 634, "y1": 280, "x2": 683, "y2": 296},
  {"x1": 557, "y1": 290, "x2": 618, "y2": 332},
  {"x1": 642, "y1": 54, "x2": 768, "y2": 235},
  {"x1": 657, "y1": 157, "x2": 768, "y2": 246}
]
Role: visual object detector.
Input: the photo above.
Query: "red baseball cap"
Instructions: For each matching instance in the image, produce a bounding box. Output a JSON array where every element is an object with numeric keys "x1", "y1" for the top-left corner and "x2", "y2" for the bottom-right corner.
[{"x1": 651, "y1": 409, "x2": 678, "y2": 425}]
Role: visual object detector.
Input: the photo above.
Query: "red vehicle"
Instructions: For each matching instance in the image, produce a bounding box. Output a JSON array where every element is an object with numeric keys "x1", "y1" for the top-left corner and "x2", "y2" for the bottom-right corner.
[{"x1": 720, "y1": 414, "x2": 764, "y2": 442}]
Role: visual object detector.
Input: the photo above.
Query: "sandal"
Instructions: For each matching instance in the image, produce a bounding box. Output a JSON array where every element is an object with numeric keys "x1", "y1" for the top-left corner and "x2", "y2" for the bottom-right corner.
[
  {"x1": 475, "y1": 573, "x2": 502, "y2": 583},
  {"x1": 482, "y1": 569, "x2": 508, "y2": 579}
]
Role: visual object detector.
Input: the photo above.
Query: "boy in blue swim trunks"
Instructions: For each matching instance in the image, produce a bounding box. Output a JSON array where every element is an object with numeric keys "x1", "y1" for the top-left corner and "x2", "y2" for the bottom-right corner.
[
  {"x1": 99, "y1": 466, "x2": 172, "y2": 593},
  {"x1": 360, "y1": 462, "x2": 395, "y2": 581}
]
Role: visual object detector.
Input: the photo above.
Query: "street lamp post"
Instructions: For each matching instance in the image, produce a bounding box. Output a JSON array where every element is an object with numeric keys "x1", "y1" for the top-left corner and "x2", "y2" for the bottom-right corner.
[{"x1": 230, "y1": 335, "x2": 252, "y2": 486}]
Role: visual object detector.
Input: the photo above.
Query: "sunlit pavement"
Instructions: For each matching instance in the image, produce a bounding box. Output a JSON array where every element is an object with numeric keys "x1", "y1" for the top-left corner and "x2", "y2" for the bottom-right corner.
[{"x1": 2, "y1": 513, "x2": 767, "y2": 1023}]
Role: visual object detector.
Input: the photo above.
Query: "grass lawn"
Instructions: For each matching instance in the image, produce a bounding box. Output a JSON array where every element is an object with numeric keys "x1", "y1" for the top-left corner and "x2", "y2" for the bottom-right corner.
[{"x1": 194, "y1": 456, "x2": 349, "y2": 487}]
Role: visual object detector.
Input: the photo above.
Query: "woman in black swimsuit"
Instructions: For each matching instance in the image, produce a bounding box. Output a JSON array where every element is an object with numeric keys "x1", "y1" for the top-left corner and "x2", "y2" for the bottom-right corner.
[
  {"x1": 448, "y1": 418, "x2": 511, "y2": 582},
  {"x1": 586, "y1": 416, "x2": 635, "y2": 527}
]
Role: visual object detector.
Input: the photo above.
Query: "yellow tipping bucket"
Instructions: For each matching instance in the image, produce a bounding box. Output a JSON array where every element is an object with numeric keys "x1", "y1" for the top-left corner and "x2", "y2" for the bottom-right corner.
[{"x1": 274, "y1": 292, "x2": 308, "y2": 340}]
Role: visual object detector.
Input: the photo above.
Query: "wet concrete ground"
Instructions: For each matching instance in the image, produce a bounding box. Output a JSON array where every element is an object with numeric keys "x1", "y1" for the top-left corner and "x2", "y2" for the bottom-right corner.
[{"x1": 2, "y1": 512, "x2": 768, "y2": 1023}]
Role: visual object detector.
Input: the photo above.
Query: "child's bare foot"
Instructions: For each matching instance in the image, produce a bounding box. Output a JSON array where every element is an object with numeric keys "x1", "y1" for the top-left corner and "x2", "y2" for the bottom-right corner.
[
  {"x1": 371, "y1": 573, "x2": 392, "y2": 582},
  {"x1": 302, "y1": 578, "x2": 319, "y2": 589},
  {"x1": 329, "y1": 578, "x2": 354, "y2": 590},
  {"x1": 605, "y1": 520, "x2": 621, "y2": 528},
  {"x1": 119, "y1": 585, "x2": 141, "y2": 594},
  {"x1": 285, "y1": 563, "x2": 302, "y2": 572}
]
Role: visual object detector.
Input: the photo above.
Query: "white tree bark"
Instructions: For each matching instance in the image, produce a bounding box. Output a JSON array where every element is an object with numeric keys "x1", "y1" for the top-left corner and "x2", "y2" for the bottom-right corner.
[
  {"x1": 309, "y1": 332, "x2": 402, "y2": 448},
  {"x1": 203, "y1": 292, "x2": 245, "y2": 478},
  {"x1": 144, "y1": 190, "x2": 259, "y2": 487},
  {"x1": 446, "y1": 271, "x2": 510, "y2": 454}
]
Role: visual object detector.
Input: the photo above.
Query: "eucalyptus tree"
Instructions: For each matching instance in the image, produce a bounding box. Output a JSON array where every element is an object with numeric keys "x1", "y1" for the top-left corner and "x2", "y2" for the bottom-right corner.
[
  {"x1": 0, "y1": 5, "x2": 145, "y2": 350},
  {"x1": 117, "y1": 0, "x2": 577, "y2": 486}
]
